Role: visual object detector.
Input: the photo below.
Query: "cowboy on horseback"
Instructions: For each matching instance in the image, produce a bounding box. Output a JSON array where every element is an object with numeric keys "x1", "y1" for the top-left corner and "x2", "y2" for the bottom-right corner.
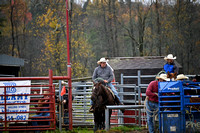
[{"x1": 89, "y1": 57, "x2": 123, "y2": 112}]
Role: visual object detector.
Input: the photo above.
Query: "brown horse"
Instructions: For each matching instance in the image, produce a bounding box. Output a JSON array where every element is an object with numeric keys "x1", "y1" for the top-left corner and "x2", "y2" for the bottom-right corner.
[{"x1": 91, "y1": 81, "x2": 116, "y2": 131}]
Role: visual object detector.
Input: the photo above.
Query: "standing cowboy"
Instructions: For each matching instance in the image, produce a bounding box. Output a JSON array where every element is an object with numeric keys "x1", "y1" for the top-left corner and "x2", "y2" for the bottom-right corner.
[
  {"x1": 89, "y1": 57, "x2": 122, "y2": 112},
  {"x1": 163, "y1": 54, "x2": 179, "y2": 74},
  {"x1": 146, "y1": 74, "x2": 167, "y2": 133}
]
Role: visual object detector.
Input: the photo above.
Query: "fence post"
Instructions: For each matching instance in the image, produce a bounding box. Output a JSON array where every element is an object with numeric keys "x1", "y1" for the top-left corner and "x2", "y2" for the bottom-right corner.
[
  {"x1": 4, "y1": 86, "x2": 7, "y2": 131},
  {"x1": 121, "y1": 73, "x2": 123, "y2": 85},
  {"x1": 49, "y1": 69, "x2": 54, "y2": 127},
  {"x1": 137, "y1": 70, "x2": 141, "y2": 126},
  {"x1": 119, "y1": 74, "x2": 124, "y2": 124},
  {"x1": 120, "y1": 73, "x2": 124, "y2": 101},
  {"x1": 58, "y1": 80, "x2": 62, "y2": 131},
  {"x1": 105, "y1": 108, "x2": 110, "y2": 131},
  {"x1": 137, "y1": 70, "x2": 141, "y2": 105},
  {"x1": 83, "y1": 86, "x2": 87, "y2": 122}
]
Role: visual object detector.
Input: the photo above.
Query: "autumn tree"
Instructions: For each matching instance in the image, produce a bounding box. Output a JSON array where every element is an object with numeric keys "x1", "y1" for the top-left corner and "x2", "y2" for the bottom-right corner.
[{"x1": 32, "y1": 1, "x2": 94, "y2": 78}]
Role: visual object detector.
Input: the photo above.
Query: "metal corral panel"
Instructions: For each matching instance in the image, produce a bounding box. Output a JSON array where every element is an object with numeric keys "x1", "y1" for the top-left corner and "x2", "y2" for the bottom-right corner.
[
  {"x1": 161, "y1": 113, "x2": 183, "y2": 133},
  {"x1": 159, "y1": 81, "x2": 200, "y2": 133}
]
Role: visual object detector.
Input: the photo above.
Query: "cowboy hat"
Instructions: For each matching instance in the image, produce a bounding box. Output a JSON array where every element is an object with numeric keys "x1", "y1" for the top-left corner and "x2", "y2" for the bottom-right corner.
[
  {"x1": 164, "y1": 54, "x2": 176, "y2": 61},
  {"x1": 156, "y1": 74, "x2": 168, "y2": 81},
  {"x1": 97, "y1": 57, "x2": 108, "y2": 64},
  {"x1": 176, "y1": 74, "x2": 189, "y2": 81}
]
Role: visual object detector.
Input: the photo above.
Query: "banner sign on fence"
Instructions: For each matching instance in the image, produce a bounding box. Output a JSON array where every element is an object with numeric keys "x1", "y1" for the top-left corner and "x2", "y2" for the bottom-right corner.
[{"x1": 0, "y1": 80, "x2": 31, "y2": 121}]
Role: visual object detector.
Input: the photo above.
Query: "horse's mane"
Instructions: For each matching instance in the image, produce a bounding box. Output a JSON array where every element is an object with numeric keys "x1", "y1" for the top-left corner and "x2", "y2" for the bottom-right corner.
[{"x1": 92, "y1": 83, "x2": 106, "y2": 101}]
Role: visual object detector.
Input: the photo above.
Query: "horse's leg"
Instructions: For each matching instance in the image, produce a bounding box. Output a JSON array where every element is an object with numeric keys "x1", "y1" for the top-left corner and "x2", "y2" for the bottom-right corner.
[
  {"x1": 102, "y1": 111, "x2": 105, "y2": 129},
  {"x1": 93, "y1": 112, "x2": 98, "y2": 132},
  {"x1": 103, "y1": 110, "x2": 105, "y2": 129},
  {"x1": 97, "y1": 111, "x2": 103, "y2": 130},
  {"x1": 98, "y1": 112, "x2": 102, "y2": 130}
]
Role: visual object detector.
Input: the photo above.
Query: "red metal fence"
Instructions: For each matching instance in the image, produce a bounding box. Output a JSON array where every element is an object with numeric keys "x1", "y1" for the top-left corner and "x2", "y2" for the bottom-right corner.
[
  {"x1": 0, "y1": 69, "x2": 71, "y2": 131},
  {"x1": 0, "y1": 84, "x2": 56, "y2": 131}
]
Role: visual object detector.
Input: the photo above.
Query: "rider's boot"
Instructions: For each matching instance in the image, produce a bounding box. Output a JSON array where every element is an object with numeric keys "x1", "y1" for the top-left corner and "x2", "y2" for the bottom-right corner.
[
  {"x1": 114, "y1": 96, "x2": 123, "y2": 105},
  {"x1": 89, "y1": 105, "x2": 94, "y2": 113},
  {"x1": 114, "y1": 96, "x2": 125, "y2": 113}
]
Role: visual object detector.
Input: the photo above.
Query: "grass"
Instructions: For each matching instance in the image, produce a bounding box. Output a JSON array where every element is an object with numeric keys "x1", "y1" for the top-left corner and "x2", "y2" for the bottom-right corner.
[
  {"x1": 108, "y1": 126, "x2": 143, "y2": 132},
  {"x1": 44, "y1": 126, "x2": 145, "y2": 133},
  {"x1": 44, "y1": 127, "x2": 93, "y2": 133}
]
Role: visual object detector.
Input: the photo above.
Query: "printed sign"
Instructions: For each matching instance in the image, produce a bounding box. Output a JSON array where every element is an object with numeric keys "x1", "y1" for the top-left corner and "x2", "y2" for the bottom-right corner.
[
  {"x1": 0, "y1": 80, "x2": 31, "y2": 121},
  {"x1": 170, "y1": 126, "x2": 176, "y2": 132},
  {"x1": 167, "y1": 114, "x2": 179, "y2": 117}
]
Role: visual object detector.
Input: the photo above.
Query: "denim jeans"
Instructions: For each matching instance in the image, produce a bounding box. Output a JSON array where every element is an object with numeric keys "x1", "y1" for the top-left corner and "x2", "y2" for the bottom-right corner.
[
  {"x1": 107, "y1": 83, "x2": 121, "y2": 102},
  {"x1": 90, "y1": 82, "x2": 121, "y2": 105},
  {"x1": 32, "y1": 113, "x2": 50, "y2": 126},
  {"x1": 146, "y1": 100, "x2": 158, "y2": 133},
  {"x1": 64, "y1": 112, "x2": 69, "y2": 130}
]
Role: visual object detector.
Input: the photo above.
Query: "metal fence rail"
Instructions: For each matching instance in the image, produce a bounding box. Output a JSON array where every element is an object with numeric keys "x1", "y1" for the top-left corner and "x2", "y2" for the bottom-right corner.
[
  {"x1": 105, "y1": 105, "x2": 144, "y2": 131},
  {"x1": 72, "y1": 83, "x2": 93, "y2": 126}
]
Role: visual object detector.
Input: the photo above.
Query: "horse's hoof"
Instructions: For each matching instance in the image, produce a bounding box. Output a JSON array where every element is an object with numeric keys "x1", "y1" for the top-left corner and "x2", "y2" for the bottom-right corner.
[{"x1": 94, "y1": 125, "x2": 98, "y2": 132}]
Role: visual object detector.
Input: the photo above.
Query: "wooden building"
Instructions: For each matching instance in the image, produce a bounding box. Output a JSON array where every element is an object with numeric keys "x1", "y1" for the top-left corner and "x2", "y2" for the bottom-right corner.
[
  {"x1": 0, "y1": 54, "x2": 24, "y2": 77},
  {"x1": 108, "y1": 56, "x2": 182, "y2": 85}
]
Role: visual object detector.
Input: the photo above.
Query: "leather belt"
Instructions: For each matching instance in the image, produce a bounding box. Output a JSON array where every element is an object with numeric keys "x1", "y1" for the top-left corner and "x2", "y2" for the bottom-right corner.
[{"x1": 149, "y1": 100, "x2": 158, "y2": 103}]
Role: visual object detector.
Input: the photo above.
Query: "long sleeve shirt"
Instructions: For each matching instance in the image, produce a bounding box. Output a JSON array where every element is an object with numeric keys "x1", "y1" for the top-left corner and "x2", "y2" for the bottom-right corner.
[
  {"x1": 92, "y1": 65, "x2": 114, "y2": 83},
  {"x1": 146, "y1": 80, "x2": 159, "y2": 102}
]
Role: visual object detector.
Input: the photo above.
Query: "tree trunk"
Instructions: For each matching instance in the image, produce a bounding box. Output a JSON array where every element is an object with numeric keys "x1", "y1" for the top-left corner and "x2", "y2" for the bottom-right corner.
[
  {"x1": 101, "y1": 0, "x2": 110, "y2": 57},
  {"x1": 155, "y1": 0, "x2": 161, "y2": 56},
  {"x1": 10, "y1": 0, "x2": 15, "y2": 56},
  {"x1": 108, "y1": 0, "x2": 114, "y2": 57},
  {"x1": 112, "y1": 0, "x2": 119, "y2": 56},
  {"x1": 127, "y1": 0, "x2": 136, "y2": 56}
]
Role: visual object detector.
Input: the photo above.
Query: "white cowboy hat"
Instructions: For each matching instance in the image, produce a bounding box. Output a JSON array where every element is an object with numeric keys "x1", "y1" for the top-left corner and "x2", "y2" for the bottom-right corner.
[
  {"x1": 176, "y1": 74, "x2": 189, "y2": 81},
  {"x1": 97, "y1": 58, "x2": 108, "y2": 64},
  {"x1": 156, "y1": 74, "x2": 168, "y2": 81},
  {"x1": 164, "y1": 54, "x2": 176, "y2": 61}
]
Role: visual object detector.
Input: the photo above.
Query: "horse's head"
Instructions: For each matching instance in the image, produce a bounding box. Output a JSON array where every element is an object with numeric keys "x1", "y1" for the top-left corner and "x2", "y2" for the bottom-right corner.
[
  {"x1": 91, "y1": 82, "x2": 106, "y2": 112},
  {"x1": 167, "y1": 72, "x2": 177, "y2": 81},
  {"x1": 92, "y1": 81, "x2": 106, "y2": 97}
]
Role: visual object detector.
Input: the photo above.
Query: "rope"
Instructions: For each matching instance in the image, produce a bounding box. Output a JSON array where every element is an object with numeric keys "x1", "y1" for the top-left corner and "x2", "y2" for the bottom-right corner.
[
  {"x1": 155, "y1": 71, "x2": 166, "y2": 80},
  {"x1": 144, "y1": 97, "x2": 158, "y2": 118}
]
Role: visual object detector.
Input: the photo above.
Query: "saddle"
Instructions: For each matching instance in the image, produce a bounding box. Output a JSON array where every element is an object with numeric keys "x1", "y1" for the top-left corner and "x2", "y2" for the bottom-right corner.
[{"x1": 106, "y1": 86, "x2": 115, "y2": 99}]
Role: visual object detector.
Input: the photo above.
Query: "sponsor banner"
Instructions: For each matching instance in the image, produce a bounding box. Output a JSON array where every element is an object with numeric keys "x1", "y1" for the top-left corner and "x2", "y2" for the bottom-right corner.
[{"x1": 0, "y1": 80, "x2": 31, "y2": 121}]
